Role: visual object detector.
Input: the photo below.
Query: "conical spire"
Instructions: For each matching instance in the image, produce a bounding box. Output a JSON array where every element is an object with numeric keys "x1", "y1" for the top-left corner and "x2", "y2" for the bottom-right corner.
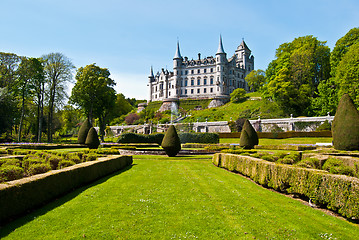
[
  {"x1": 216, "y1": 35, "x2": 225, "y2": 54},
  {"x1": 150, "y1": 66, "x2": 154, "y2": 77},
  {"x1": 174, "y1": 41, "x2": 182, "y2": 59}
]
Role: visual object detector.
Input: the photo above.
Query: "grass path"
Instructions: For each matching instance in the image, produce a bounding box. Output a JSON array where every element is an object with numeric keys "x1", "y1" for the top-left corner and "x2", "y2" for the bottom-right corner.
[{"x1": 1, "y1": 155, "x2": 358, "y2": 239}]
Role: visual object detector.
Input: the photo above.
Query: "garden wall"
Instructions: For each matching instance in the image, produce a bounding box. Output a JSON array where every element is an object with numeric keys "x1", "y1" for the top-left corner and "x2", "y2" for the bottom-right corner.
[
  {"x1": 0, "y1": 155, "x2": 132, "y2": 224},
  {"x1": 212, "y1": 153, "x2": 359, "y2": 219}
]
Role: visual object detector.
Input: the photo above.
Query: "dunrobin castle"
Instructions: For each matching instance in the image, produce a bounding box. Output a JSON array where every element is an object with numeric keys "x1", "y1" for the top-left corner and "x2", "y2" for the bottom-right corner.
[{"x1": 148, "y1": 36, "x2": 254, "y2": 102}]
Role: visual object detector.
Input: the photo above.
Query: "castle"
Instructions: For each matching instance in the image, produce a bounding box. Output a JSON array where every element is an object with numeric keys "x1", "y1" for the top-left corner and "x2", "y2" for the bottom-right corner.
[{"x1": 148, "y1": 36, "x2": 254, "y2": 103}]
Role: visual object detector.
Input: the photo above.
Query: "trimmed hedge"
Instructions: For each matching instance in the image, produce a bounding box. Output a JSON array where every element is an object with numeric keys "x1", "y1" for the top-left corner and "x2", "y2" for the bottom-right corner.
[
  {"x1": 219, "y1": 131, "x2": 332, "y2": 139},
  {"x1": 117, "y1": 133, "x2": 164, "y2": 145},
  {"x1": 213, "y1": 153, "x2": 359, "y2": 219},
  {"x1": 161, "y1": 125, "x2": 181, "y2": 157},
  {"x1": 0, "y1": 155, "x2": 133, "y2": 224},
  {"x1": 178, "y1": 132, "x2": 219, "y2": 144}
]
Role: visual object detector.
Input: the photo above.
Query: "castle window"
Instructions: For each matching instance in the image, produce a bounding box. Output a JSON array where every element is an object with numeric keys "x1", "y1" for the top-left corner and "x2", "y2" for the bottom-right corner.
[
  {"x1": 217, "y1": 67, "x2": 219, "y2": 71},
  {"x1": 197, "y1": 78, "x2": 201, "y2": 85},
  {"x1": 185, "y1": 89, "x2": 187, "y2": 94},
  {"x1": 204, "y1": 69, "x2": 207, "y2": 73},
  {"x1": 191, "y1": 79, "x2": 194, "y2": 86},
  {"x1": 185, "y1": 70, "x2": 188, "y2": 75},
  {"x1": 211, "y1": 68, "x2": 213, "y2": 73},
  {"x1": 204, "y1": 78, "x2": 207, "y2": 85},
  {"x1": 191, "y1": 70, "x2": 194, "y2": 74},
  {"x1": 191, "y1": 89, "x2": 194, "y2": 94},
  {"x1": 210, "y1": 78, "x2": 213, "y2": 85},
  {"x1": 210, "y1": 88, "x2": 213, "y2": 93},
  {"x1": 156, "y1": 86, "x2": 158, "y2": 91},
  {"x1": 197, "y1": 89, "x2": 200, "y2": 94},
  {"x1": 185, "y1": 80, "x2": 188, "y2": 86},
  {"x1": 181, "y1": 90, "x2": 183, "y2": 95},
  {"x1": 169, "y1": 91, "x2": 171, "y2": 96},
  {"x1": 197, "y1": 69, "x2": 200, "y2": 74},
  {"x1": 204, "y1": 88, "x2": 207, "y2": 93}
]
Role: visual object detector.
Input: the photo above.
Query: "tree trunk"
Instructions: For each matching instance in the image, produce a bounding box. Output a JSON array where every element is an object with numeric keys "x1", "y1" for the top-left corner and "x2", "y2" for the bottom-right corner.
[
  {"x1": 99, "y1": 116, "x2": 106, "y2": 142},
  {"x1": 47, "y1": 83, "x2": 56, "y2": 143},
  {"x1": 18, "y1": 93, "x2": 26, "y2": 142}
]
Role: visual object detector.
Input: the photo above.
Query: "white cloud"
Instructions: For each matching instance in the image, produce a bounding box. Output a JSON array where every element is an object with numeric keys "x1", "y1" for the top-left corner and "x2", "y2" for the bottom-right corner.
[{"x1": 111, "y1": 72, "x2": 148, "y2": 100}]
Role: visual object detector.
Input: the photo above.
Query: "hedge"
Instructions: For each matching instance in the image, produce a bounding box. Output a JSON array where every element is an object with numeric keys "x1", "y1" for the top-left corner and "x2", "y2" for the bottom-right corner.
[
  {"x1": 178, "y1": 132, "x2": 219, "y2": 144},
  {"x1": 0, "y1": 155, "x2": 133, "y2": 224},
  {"x1": 219, "y1": 131, "x2": 332, "y2": 139},
  {"x1": 212, "y1": 153, "x2": 359, "y2": 219}
]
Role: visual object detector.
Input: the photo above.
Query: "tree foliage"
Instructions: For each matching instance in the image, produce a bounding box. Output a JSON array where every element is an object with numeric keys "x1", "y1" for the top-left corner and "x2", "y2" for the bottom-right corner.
[
  {"x1": 161, "y1": 125, "x2": 181, "y2": 157},
  {"x1": 70, "y1": 64, "x2": 116, "y2": 141},
  {"x1": 264, "y1": 35, "x2": 330, "y2": 116},
  {"x1": 245, "y1": 69, "x2": 266, "y2": 91},
  {"x1": 230, "y1": 88, "x2": 247, "y2": 103}
]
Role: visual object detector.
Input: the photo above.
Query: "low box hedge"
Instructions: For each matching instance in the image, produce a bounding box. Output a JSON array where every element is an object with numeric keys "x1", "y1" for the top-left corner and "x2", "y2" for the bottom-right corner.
[
  {"x1": 178, "y1": 132, "x2": 219, "y2": 144},
  {"x1": 0, "y1": 155, "x2": 132, "y2": 224},
  {"x1": 212, "y1": 153, "x2": 359, "y2": 219}
]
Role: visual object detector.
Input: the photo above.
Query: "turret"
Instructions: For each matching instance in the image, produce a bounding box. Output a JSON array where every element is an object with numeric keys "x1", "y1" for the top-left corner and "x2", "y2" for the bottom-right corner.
[
  {"x1": 173, "y1": 41, "x2": 183, "y2": 70},
  {"x1": 173, "y1": 41, "x2": 182, "y2": 98},
  {"x1": 216, "y1": 35, "x2": 227, "y2": 95},
  {"x1": 148, "y1": 66, "x2": 154, "y2": 102}
]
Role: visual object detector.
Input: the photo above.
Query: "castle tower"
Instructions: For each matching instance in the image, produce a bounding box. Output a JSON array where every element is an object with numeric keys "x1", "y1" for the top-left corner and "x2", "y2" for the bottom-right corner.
[
  {"x1": 235, "y1": 39, "x2": 254, "y2": 74},
  {"x1": 215, "y1": 35, "x2": 226, "y2": 96},
  {"x1": 172, "y1": 41, "x2": 182, "y2": 98},
  {"x1": 148, "y1": 66, "x2": 154, "y2": 102}
]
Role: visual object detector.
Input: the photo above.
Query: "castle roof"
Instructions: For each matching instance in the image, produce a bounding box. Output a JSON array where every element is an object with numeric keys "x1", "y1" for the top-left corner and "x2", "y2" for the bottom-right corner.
[
  {"x1": 216, "y1": 35, "x2": 226, "y2": 54},
  {"x1": 237, "y1": 39, "x2": 251, "y2": 51},
  {"x1": 174, "y1": 41, "x2": 182, "y2": 59}
]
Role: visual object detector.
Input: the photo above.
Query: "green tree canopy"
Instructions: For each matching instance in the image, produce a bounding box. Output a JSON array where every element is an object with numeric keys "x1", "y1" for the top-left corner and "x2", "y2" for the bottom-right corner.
[
  {"x1": 264, "y1": 35, "x2": 330, "y2": 116},
  {"x1": 245, "y1": 69, "x2": 266, "y2": 91},
  {"x1": 230, "y1": 88, "x2": 247, "y2": 103},
  {"x1": 70, "y1": 63, "x2": 116, "y2": 141}
]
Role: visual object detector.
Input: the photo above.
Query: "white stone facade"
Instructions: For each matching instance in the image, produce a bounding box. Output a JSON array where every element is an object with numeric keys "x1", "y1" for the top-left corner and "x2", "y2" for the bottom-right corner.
[{"x1": 148, "y1": 36, "x2": 254, "y2": 102}]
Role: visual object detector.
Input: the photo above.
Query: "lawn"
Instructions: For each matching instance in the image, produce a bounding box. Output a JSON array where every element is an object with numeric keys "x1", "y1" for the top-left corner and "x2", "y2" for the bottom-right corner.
[{"x1": 1, "y1": 155, "x2": 358, "y2": 239}]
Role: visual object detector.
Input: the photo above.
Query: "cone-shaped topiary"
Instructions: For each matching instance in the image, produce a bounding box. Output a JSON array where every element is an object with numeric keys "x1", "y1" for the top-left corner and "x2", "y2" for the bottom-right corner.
[
  {"x1": 332, "y1": 94, "x2": 359, "y2": 150},
  {"x1": 78, "y1": 119, "x2": 92, "y2": 144},
  {"x1": 85, "y1": 127, "x2": 100, "y2": 149},
  {"x1": 161, "y1": 125, "x2": 181, "y2": 157},
  {"x1": 239, "y1": 119, "x2": 259, "y2": 149}
]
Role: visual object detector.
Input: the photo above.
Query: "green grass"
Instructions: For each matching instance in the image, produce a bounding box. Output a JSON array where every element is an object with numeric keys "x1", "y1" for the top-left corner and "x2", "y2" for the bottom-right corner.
[
  {"x1": 220, "y1": 137, "x2": 333, "y2": 145},
  {"x1": 1, "y1": 155, "x2": 358, "y2": 239}
]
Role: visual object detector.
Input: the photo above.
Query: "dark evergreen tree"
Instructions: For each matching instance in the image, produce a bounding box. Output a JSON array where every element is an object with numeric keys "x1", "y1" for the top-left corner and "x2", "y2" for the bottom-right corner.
[
  {"x1": 78, "y1": 119, "x2": 91, "y2": 144},
  {"x1": 161, "y1": 125, "x2": 181, "y2": 157},
  {"x1": 332, "y1": 94, "x2": 359, "y2": 150},
  {"x1": 239, "y1": 119, "x2": 259, "y2": 149}
]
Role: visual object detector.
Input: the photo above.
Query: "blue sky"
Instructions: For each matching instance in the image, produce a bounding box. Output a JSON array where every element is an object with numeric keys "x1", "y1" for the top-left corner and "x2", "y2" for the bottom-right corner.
[{"x1": 1, "y1": 0, "x2": 358, "y2": 99}]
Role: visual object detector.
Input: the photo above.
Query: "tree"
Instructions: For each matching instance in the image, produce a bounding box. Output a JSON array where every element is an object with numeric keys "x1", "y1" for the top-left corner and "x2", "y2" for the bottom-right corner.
[
  {"x1": 42, "y1": 53, "x2": 75, "y2": 143},
  {"x1": 245, "y1": 69, "x2": 266, "y2": 91},
  {"x1": 230, "y1": 88, "x2": 246, "y2": 103},
  {"x1": 0, "y1": 52, "x2": 21, "y2": 88},
  {"x1": 85, "y1": 127, "x2": 100, "y2": 149},
  {"x1": 161, "y1": 125, "x2": 181, "y2": 157},
  {"x1": 335, "y1": 43, "x2": 359, "y2": 106},
  {"x1": 70, "y1": 64, "x2": 116, "y2": 141},
  {"x1": 0, "y1": 87, "x2": 18, "y2": 137},
  {"x1": 264, "y1": 36, "x2": 330, "y2": 116},
  {"x1": 239, "y1": 119, "x2": 258, "y2": 149}
]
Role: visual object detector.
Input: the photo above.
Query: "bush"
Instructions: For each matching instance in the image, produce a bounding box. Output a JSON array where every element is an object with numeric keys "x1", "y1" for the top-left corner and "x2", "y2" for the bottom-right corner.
[
  {"x1": 239, "y1": 119, "x2": 258, "y2": 149},
  {"x1": 161, "y1": 125, "x2": 181, "y2": 157},
  {"x1": 1, "y1": 158, "x2": 21, "y2": 167},
  {"x1": 58, "y1": 160, "x2": 76, "y2": 169},
  {"x1": 117, "y1": 133, "x2": 164, "y2": 145},
  {"x1": 82, "y1": 153, "x2": 98, "y2": 162},
  {"x1": 296, "y1": 158, "x2": 321, "y2": 169},
  {"x1": 85, "y1": 127, "x2": 100, "y2": 149},
  {"x1": 48, "y1": 156, "x2": 62, "y2": 169},
  {"x1": 78, "y1": 119, "x2": 92, "y2": 144},
  {"x1": 322, "y1": 158, "x2": 355, "y2": 176},
  {"x1": 277, "y1": 153, "x2": 301, "y2": 165},
  {"x1": 27, "y1": 163, "x2": 51, "y2": 176},
  {"x1": 332, "y1": 94, "x2": 359, "y2": 150},
  {"x1": 23, "y1": 157, "x2": 44, "y2": 170},
  {"x1": 230, "y1": 88, "x2": 247, "y2": 103},
  {"x1": 316, "y1": 120, "x2": 331, "y2": 131},
  {"x1": 0, "y1": 165, "x2": 24, "y2": 182},
  {"x1": 178, "y1": 132, "x2": 219, "y2": 144}
]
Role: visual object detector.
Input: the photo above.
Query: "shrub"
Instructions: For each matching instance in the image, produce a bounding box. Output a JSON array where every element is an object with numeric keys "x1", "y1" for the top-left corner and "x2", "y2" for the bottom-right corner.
[
  {"x1": 27, "y1": 163, "x2": 51, "y2": 176},
  {"x1": 58, "y1": 160, "x2": 76, "y2": 169},
  {"x1": 322, "y1": 157, "x2": 355, "y2": 176},
  {"x1": 1, "y1": 158, "x2": 21, "y2": 167},
  {"x1": 82, "y1": 153, "x2": 98, "y2": 162},
  {"x1": 239, "y1": 119, "x2": 258, "y2": 149},
  {"x1": 296, "y1": 158, "x2": 321, "y2": 169},
  {"x1": 0, "y1": 165, "x2": 24, "y2": 182},
  {"x1": 117, "y1": 133, "x2": 164, "y2": 145},
  {"x1": 161, "y1": 125, "x2": 181, "y2": 157},
  {"x1": 85, "y1": 127, "x2": 100, "y2": 149},
  {"x1": 66, "y1": 153, "x2": 82, "y2": 164},
  {"x1": 332, "y1": 94, "x2": 359, "y2": 150},
  {"x1": 125, "y1": 113, "x2": 140, "y2": 125},
  {"x1": 47, "y1": 156, "x2": 62, "y2": 169},
  {"x1": 316, "y1": 120, "x2": 331, "y2": 131},
  {"x1": 78, "y1": 119, "x2": 92, "y2": 144},
  {"x1": 230, "y1": 88, "x2": 247, "y2": 103},
  {"x1": 178, "y1": 132, "x2": 219, "y2": 144},
  {"x1": 23, "y1": 157, "x2": 44, "y2": 170},
  {"x1": 277, "y1": 153, "x2": 302, "y2": 165}
]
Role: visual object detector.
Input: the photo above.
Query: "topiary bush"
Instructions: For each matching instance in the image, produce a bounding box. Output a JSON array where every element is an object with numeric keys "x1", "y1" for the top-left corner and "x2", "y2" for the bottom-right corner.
[
  {"x1": 78, "y1": 119, "x2": 92, "y2": 144},
  {"x1": 239, "y1": 119, "x2": 259, "y2": 149},
  {"x1": 161, "y1": 125, "x2": 181, "y2": 157},
  {"x1": 85, "y1": 127, "x2": 100, "y2": 149},
  {"x1": 332, "y1": 94, "x2": 359, "y2": 150}
]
